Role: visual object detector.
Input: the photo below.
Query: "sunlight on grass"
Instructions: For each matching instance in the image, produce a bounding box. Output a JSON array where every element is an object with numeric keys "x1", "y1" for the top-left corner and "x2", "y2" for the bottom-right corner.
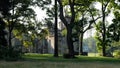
[{"x1": 88, "y1": 53, "x2": 100, "y2": 57}]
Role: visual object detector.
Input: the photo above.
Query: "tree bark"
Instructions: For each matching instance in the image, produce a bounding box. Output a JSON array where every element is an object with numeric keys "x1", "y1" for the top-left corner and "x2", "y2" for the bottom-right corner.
[
  {"x1": 80, "y1": 33, "x2": 84, "y2": 55},
  {"x1": 8, "y1": 25, "x2": 12, "y2": 50},
  {"x1": 57, "y1": 0, "x2": 75, "y2": 58},
  {"x1": 102, "y1": 0, "x2": 107, "y2": 56},
  {"x1": 54, "y1": 0, "x2": 58, "y2": 57},
  {"x1": 67, "y1": 26, "x2": 75, "y2": 58}
]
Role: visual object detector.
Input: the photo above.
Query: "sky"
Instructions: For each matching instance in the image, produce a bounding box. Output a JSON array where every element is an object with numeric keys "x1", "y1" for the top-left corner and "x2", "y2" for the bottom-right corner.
[
  {"x1": 34, "y1": 7, "x2": 47, "y2": 21},
  {"x1": 34, "y1": 0, "x2": 54, "y2": 21}
]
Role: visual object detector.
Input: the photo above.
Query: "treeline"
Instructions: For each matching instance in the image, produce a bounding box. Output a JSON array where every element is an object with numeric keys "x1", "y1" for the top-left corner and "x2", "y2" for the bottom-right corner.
[
  {"x1": 0, "y1": 0, "x2": 120, "y2": 60},
  {"x1": 56, "y1": 0, "x2": 120, "y2": 58},
  {"x1": 0, "y1": 0, "x2": 51, "y2": 61}
]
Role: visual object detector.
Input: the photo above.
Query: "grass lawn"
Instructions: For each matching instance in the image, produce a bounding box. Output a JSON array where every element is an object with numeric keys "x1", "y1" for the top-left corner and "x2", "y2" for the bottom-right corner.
[{"x1": 0, "y1": 53, "x2": 120, "y2": 68}]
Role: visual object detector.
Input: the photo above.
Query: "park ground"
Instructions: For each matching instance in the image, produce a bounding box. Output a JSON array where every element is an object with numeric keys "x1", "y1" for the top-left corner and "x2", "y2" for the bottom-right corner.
[{"x1": 0, "y1": 53, "x2": 120, "y2": 68}]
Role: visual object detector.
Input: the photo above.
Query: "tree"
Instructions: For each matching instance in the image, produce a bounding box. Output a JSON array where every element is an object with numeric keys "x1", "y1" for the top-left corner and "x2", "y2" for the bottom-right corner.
[
  {"x1": 39, "y1": 0, "x2": 58, "y2": 56},
  {"x1": 1, "y1": 1, "x2": 38, "y2": 60},
  {"x1": 107, "y1": 0, "x2": 120, "y2": 43},
  {"x1": 57, "y1": 0, "x2": 77, "y2": 58},
  {"x1": 0, "y1": 18, "x2": 8, "y2": 59},
  {"x1": 0, "y1": 0, "x2": 52, "y2": 60},
  {"x1": 107, "y1": 11, "x2": 120, "y2": 54},
  {"x1": 57, "y1": 0, "x2": 100, "y2": 57},
  {"x1": 94, "y1": 0, "x2": 115, "y2": 56},
  {"x1": 0, "y1": 0, "x2": 11, "y2": 46},
  {"x1": 0, "y1": 0, "x2": 11, "y2": 59},
  {"x1": 100, "y1": 0, "x2": 110, "y2": 56},
  {"x1": 54, "y1": 0, "x2": 58, "y2": 57}
]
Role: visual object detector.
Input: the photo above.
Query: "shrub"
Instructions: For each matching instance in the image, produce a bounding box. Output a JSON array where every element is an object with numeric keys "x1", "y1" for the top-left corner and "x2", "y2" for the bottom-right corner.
[
  {"x1": 5, "y1": 51, "x2": 21, "y2": 61},
  {"x1": 0, "y1": 44, "x2": 22, "y2": 61},
  {"x1": 114, "y1": 50, "x2": 120, "y2": 59},
  {"x1": 0, "y1": 46, "x2": 7, "y2": 60},
  {"x1": 81, "y1": 52, "x2": 88, "y2": 56},
  {"x1": 63, "y1": 53, "x2": 76, "y2": 59},
  {"x1": 63, "y1": 53, "x2": 71, "y2": 58},
  {"x1": 4, "y1": 47, "x2": 23, "y2": 61}
]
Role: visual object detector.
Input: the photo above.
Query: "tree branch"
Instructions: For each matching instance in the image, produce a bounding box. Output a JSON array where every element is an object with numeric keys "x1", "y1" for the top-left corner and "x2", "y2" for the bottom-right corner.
[
  {"x1": 69, "y1": 0, "x2": 76, "y2": 26},
  {"x1": 103, "y1": 0, "x2": 111, "y2": 11},
  {"x1": 74, "y1": 3, "x2": 84, "y2": 6},
  {"x1": 57, "y1": 0, "x2": 68, "y2": 26}
]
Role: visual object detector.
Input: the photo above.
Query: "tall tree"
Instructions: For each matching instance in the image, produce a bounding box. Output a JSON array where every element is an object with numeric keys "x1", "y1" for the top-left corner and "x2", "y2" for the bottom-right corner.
[
  {"x1": 107, "y1": 0, "x2": 120, "y2": 41},
  {"x1": 0, "y1": 0, "x2": 11, "y2": 59},
  {"x1": 57, "y1": 0, "x2": 76, "y2": 58},
  {"x1": 7, "y1": 0, "x2": 37, "y2": 59},
  {"x1": 0, "y1": 18, "x2": 8, "y2": 59},
  {"x1": 58, "y1": 0, "x2": 99, "y2": 56},
  {"x1": 101, "y1": 0, "x2": 110, "y2": 56},
  {"x1": 95, "y1": 0, "x2": 115, "y2": 56},
  {"x1": 54, "y1": 0, "x2": 58, "y2": 57},
  {"x1": 4, "y1": 0, "x2": 51, "y2": 49},
  {"x1": 107, "y1": 11, "x2": 120, "y2": 53}
]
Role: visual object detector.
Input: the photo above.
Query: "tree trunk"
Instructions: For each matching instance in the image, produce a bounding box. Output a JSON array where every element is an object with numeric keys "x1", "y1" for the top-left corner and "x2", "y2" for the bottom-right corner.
[
  {"x1": 67, "y1": 26, "x2": 75, "y2": 58},
  {"x1": 102, "y1": 23, "x2": 106, "y2": 56},
  {"x1": 54, "y1": 0, "x2": 58, "y2": 57},
  {"x1": 102, "y1": 2, "x2": 106, "y2": 56},
  {"x1": 8, "y1": 30, "x2": 12, "y2": 50},
  {"x1": 0, "y1": 18, "x2": 7, "y2": 47},
  {"x1": 79, "y1": 33, "x2": 84, "y2": 55}
]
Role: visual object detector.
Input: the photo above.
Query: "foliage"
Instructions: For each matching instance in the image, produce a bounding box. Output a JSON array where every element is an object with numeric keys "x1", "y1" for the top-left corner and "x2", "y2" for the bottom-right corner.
[
  {"x1": 111, "y1": 41, "x2": 120, "y2": 48},
  {"x1": 0, "y1": 46, "x2": 23, "y2": 61},
  {"x1": 57, "y1": 0, "x2": 99, "y2": 57},
  {"x1": 0, "y1": 0, "x2": 11, "y2": 16},
  {"x1": 61, "y1": 28, "x2": 67, "y2": 37},
  {"x1": 114, "y1": 50, "x2": 120, "y2": 59},
  {"x1": 4, "y1": 48, "x2": 23, "y2": 61},
  {"x1": 94, "y1": 0, "x2": 117, "y2": 56},
  {"x1": 1, "y1": 0, "x2": 120, "y2": 60},
  {"x1": 0, "y1": 0, "x2": 52, "y2": 61},
  {"x1": 0, "y1": 46, "x2": 7, "y2": 60},
  {"x1": 0, "y1": 0, "x2": 9, "y2": 60},
  {"x1": 63, "y1": 53, "x2": 75, "y2": 59},
  {"x1": 106, "y1": 9, "x2": 120, "y2": 56},
  {"x1": 94, "y1": 21, "x2": 103, "y2": 54},
  {"x1": 107, "y1": 11, "x2": 120, "y2": 42},
  {"x1": 39, "y1": 28, "x2": 49, "y2": 39}
]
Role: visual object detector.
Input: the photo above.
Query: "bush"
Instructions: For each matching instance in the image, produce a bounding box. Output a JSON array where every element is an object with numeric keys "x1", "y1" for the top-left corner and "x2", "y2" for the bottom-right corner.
[
  {"x1": 81, "y1": 52, "x2": 88, "y2": 56},
  {"x1": 0, "y1": 46, "x2": 22, "y2": 61},
  {"x1": 0, "y1": 46, "x2": 7, "y2": 60},
  {"x1": 114, "y1": 50, "x2": 120, "y2": 59},
  {"x1": 74, "y1": 51, "x2": 79, "y2": 55},
  {"x1": 63, "y1": 53, "x2": 76, "y2": 59},
  {"x1": 5, "y1": 48, "x2": 22, "y2": 61},
  {"x1": 63, "y1": 53, "x2": 72, "y2": 58}
]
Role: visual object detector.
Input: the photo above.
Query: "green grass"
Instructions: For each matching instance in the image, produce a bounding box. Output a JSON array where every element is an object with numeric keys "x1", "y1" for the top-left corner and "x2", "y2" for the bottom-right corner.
[
  {"x1": 0, "y1": 53, "x2": 120, "y2": 68},
  {"x1": 0, "y1": 61, "x2": 120, "y2": 68},
  {"x1": 1, "y1": 60, "x2": 120, "y2": 68},
  {"x1": 22, "y1": 53, "x2": 120, "y2": 63}
]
